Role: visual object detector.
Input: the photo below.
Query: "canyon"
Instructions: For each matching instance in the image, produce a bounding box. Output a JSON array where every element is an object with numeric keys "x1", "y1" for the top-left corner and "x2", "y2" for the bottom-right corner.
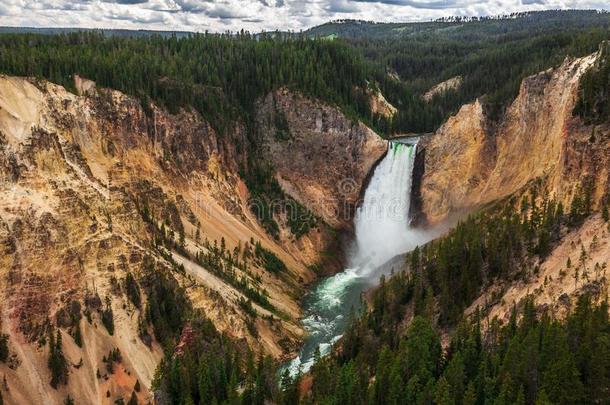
[
  {"x1": 0, "y1": 76, "x2": 384, "y2": 403},
  {"x1": 0, "y1": 45, "x2": 608, "y2": 405}
]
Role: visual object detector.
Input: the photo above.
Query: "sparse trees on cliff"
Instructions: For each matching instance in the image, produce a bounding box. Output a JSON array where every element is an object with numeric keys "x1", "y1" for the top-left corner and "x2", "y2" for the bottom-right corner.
[
  {"x1": 48, "y1": 329, "x2": 68, "y2": 388},
  {"x1": 101, "y1": 296, "x2": 115, "y2": 336},
  {"x1": 0, "y1": 335, "x2": 8, "y2": 363},
  {"x1": 125, "y1": 272, "x2": 141, "y2": 309}
]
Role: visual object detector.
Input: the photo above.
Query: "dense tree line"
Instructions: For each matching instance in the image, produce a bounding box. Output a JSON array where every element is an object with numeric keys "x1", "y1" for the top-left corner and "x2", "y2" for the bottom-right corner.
[
  {"x1": 306, "y1": 11, "x2": 610, "y2": 41},
  {"x1": 0, "y1": 31, "x2": 381, "y2": 136},
  {"x1": 295, "y1": 295, "x2": 609, "y2": 405},
  {"x1": 154, "y1": 317, "x2": 281, "y2": 405},
  {"x1": 354, "y1": 22, "x2": 610, "y2": 126}
]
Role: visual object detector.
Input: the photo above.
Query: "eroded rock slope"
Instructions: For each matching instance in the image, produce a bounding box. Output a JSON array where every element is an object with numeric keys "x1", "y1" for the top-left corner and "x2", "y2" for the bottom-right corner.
[{"x1": 0, "y1": 76, "x2": 384, "y2": 404}]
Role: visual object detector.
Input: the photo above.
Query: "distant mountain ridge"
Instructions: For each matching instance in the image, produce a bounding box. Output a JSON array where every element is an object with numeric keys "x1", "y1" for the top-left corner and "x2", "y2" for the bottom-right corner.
[
  {"x1": 304, "y1": 9, "x2": 610, "y2": 39},
  {"x1": 3, "y1": 9, "x2": 609, "y2": 39}
]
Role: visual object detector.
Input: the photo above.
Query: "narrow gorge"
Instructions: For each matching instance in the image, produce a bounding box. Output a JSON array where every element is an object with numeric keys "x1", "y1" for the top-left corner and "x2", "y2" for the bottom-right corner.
[{"x1": 284, "y1": 139, "x2": 436, "y2": 376}]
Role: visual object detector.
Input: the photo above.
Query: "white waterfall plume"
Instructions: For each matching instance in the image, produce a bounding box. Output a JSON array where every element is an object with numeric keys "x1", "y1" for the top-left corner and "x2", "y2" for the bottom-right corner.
[{"x1": 350, "y1": 141, "x2": 418, "y2": 275}]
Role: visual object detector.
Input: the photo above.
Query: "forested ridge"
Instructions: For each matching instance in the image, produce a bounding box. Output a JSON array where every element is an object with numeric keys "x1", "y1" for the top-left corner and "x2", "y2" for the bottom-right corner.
[
  {"x1": 0, "y1": 32, "x2": 379, "y2": 136},
  {"x1": 332, "y1": 10, "x2": 610, "y2": 127},
  {"x1": 1, "y1": 10, "x2": 609, "y2": 136},
  {"x1": 294, "y1": 296, "x2": 610, "y2": 405}
]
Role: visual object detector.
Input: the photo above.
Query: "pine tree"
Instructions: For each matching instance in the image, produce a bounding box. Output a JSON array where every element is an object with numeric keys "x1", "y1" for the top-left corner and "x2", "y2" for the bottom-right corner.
[
  {"x1": 73, "y1": 325, "x2": 82, "y2": 348},
  {"x1": 127, "y1": 391, "x2": 138, "y2": 405},
  {"x1": 101, "y1": 296, "x2": 115, "y2": 335},
  {"x1": 534, "y1": 390, "x2": 553, "y2": 405},
  {"x1": 125, "y1": 273, "x2": 141, "y2": 309},
  {"x1": 443, "y1": 352, "x2": 466, "y2": 403},
  {"x1": 0, "y1": 335, "x2": 8, "y2": 363},
  {"x1": 372, "y1": 347, "x2": 392, "y2": 404},
  {"x1": 463, "y1": 381, "x2": 477, "y2": 405},
  {"x1": 434, "y1": 377, "x2": 454, "y2": 405},
  {"x1": 541, "y1": 328, "x2": 584, "y2": 404},
  {"x1": 48, "y1": 329, "x2": 68, "y2": 388}
]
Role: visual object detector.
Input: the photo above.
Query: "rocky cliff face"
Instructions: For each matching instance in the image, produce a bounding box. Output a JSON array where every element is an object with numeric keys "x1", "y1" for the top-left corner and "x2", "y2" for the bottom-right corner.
[
  {"x1": 0, "y1": 77, "x2": 384, "y2": 404},
  {"x1": 417, "y1": 50, "x2": 610, "y2": 328},
  {"x1": 419, "y1": 53, "x2": 607, "y2": 224},
  {"x1": 257, "y1": 88, "x2": 387, "y2": 231}
]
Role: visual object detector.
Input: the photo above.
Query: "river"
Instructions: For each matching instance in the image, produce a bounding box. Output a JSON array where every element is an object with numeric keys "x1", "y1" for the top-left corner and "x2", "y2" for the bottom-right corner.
[{"x1": 283, "y1": 139, "x2": 433, "y2": 376}]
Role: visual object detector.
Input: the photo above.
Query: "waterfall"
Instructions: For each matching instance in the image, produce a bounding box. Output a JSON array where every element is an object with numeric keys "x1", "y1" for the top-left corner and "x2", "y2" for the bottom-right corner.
[
  {"x1": 282, "y1": 139, "x2": 424, "y2": 377},
  {"x1": 350, "y1": 141, "x2": 418, "y2": 274}
]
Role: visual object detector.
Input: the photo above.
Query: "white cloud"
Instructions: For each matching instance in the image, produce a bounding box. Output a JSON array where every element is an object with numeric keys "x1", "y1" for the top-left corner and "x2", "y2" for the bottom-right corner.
[{"x1": 0, "y1": 0, "x2": 607, "y2": 32}]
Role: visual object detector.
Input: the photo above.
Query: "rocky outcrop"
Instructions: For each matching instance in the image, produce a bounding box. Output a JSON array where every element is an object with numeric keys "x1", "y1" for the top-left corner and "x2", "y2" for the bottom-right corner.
[
  {"x1": 419, "y1": 53, "x2": 607, "y2": 224},
  {"x1": 257, "y1": 88, "x2": 387, "y2": 230},
  {"x1": 418, "y1": 100, "x2": 490, "y2": 222},
  {"x1": 369, "y1": 87, "x2": 397, "y2": 118},
  {"x1": 423, "y1": 76, "x2": 463, "y2": 102}
]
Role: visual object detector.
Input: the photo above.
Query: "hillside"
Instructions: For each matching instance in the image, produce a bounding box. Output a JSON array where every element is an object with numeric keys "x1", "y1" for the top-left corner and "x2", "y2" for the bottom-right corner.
[
  {"x1": 309, "y1": 10, "x2": 610, "y2": 132},
  {"x1": 306, "y1": 11, "x2": 610, "y2": 40},
  {"x1": 0, "y1": 73, "x2": 385, "y2": 404}
]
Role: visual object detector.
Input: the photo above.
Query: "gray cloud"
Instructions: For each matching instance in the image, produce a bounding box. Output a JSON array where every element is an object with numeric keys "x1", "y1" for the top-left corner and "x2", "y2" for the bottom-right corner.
[
  {"x1": 104, "y1": 0, "x2": 150, "y2": 4},
  {"x1": 326, "y1": 0, "x2": 361, "y2": 13},
  {"x1": 0, "y1": 0, "x2": 608, "y2": 32},
  {"x1": 351, "y1": 0, "x2": 483, "y2": 10}
]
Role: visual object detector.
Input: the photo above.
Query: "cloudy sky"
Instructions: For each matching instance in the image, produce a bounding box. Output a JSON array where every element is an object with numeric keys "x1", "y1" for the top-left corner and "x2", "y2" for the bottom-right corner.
[{"x1": 0, "y1": 1, "x2": 608, "y2": 33}]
